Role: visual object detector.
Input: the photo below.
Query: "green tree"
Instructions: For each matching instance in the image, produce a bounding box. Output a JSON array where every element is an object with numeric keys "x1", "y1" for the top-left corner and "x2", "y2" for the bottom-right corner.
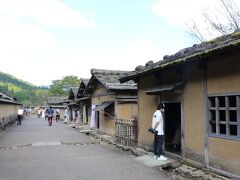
[{"x1": 49, "y1": 75, "x2": 80, "y2": 96}]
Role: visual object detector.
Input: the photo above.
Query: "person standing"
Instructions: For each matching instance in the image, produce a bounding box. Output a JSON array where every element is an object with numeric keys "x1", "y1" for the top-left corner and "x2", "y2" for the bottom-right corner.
[
  {"x1": 152, "y1": 103, "x2": 167, "y2": 160},
  {"x1": 17, "y1": 107, "x2": 24, "y2": 125},
  {"x1": 47, "y1": 106, "x2": 54, "y2": 126},
  {"x1": 64, "y1": 107, "x2": 69, "y2": 124}
]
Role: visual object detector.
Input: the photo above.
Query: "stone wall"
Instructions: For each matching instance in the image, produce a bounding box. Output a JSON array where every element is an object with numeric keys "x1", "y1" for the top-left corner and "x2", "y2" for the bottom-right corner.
[
  {"x1": 0, "y1": 114, "x2": 17, "y2": 131},
  {"x1": 0, "y1": 103, "x2": 18, "y2": 131}
]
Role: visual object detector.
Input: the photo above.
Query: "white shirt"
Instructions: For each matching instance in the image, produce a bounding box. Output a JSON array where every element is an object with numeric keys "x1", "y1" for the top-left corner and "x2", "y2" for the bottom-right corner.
[
  {"x1": 18, "y1": 109, "x2": 23, "y2": 115},
  {"x1": 64, "y1": 109, "x2": 69, "y2": 116},
  {"x1": 152, "y1": 110, "x2": 164, "y2": 135}
]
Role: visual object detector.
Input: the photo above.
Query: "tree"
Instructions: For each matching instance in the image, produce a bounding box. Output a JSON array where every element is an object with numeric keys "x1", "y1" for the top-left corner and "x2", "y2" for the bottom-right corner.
[
  {"x1": 48, "y1": 75, "x2": 81, "y2": 96},
  {"x1": 189, "y1": 0, "x2": 240, "y2": 42}
]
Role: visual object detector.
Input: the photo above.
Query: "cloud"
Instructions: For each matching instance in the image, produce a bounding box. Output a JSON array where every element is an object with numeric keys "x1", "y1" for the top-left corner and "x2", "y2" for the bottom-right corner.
[
  {"x1": 0, "y1": 16, "x2": 57, "y2": 54},
  {"x1": 0, "y1": 0, "x2": 95, "y2": 86},
  {"x1": 125, "y1": 40, "x2": 163, "y2": 64},
  {"x1": 151, "y1": 0, "x2": 240, "y2": 39},
  {"x1": 0, "y1": 0, "x2": 95, "y2": 29},
  {"x1": 0, "y1": 38, "x2": 188, "y2": 86},
  {"x1": 151, "y1": 0, "x2": 208, "y2": 26}
]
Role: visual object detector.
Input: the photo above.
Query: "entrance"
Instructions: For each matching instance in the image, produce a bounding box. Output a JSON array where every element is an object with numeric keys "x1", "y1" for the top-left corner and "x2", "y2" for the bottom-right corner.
[
  {"x1": 95, "y1": 111, "x2": 100, "y2": 129},
  {"x1": 164, "y1": 102, "x2": 181, "y2": 155}
]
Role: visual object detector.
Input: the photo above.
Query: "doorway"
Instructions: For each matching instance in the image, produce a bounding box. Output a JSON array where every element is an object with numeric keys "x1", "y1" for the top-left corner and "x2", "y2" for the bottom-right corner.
[
  {"x1": 95, "y1": 111, "x2": 100, "y2": 129},
  {"x1": 164, "y1": 102, "x2": 181, "y2": 155}
]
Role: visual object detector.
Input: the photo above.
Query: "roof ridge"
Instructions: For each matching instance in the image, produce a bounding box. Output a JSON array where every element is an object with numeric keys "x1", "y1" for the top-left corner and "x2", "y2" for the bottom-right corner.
[
  {"x1": 120, "y1": 31, "x2": 240, "y2": 82},
  {"x1": 91, "y1": 68, "x2": 130, "y2": 75}
]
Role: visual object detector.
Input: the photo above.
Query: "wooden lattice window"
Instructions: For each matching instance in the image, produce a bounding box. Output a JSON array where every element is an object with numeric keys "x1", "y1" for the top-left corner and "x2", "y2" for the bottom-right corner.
[{"x1": 209, "y1": 95, "x2": 240, "y2": 139}]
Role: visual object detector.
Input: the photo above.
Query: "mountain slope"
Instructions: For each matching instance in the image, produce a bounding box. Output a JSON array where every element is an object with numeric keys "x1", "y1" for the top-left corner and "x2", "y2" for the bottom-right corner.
[
  {"x1": 0, "y1": 71, "x2": 49, "y2": 106},
  {"x1": 0, "y1": 71, "x2": 37, "y2": 90}
]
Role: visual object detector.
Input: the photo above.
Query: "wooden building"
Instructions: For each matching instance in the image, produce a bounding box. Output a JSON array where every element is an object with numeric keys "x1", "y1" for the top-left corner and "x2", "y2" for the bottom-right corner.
[
  {"x1": 68, "y1": 87, "x2": 80, "y2": 121},
  {"x1": 76, "y1": 79, "x2": 91, "y2": 124},
  {"x1": 0, "y1": 92, "x2": 21, "y2": 130},
  {"x1": 84, "y1": 69, "x2": 138, "y2": 145},
  {"x1": 120, "y1": 32, "x2": 240, "y2": 177}
]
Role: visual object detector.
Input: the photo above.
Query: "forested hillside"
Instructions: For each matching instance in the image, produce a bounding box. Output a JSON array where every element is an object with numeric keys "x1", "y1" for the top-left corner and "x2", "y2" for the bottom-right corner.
[{"x1": 0, "y1": 71, "x2": 49, "y2": 106}]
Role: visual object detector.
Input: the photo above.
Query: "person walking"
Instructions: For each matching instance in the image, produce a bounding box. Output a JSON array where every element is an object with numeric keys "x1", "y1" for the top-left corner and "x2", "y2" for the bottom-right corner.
[
  {"x1": 17, "y1": 106, "x2": 24, "y2": 125},
  {"x1": 47, "y1": 106, "x2": 54, "y2": 126},
  {"x1": 152, "y1": 103, "x2": 167, "y2": 161},
  {"x1": 37, "y1": 108, "x2": 41, "y2": 118},
  {"x1": 55, "y1": 108, "x2": 60, "y2": 122},
  {"x1": 44, "y1": 108, "x2": 49, "y2": 121},
  {"x1": 41, "y1": 108, "x2": 45, "y2": 118}
]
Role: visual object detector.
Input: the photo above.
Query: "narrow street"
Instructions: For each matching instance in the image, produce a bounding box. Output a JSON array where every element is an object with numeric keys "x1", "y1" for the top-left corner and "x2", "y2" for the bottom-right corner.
[{"x1": 0, "y1": 116, "x2": 171, "y2": 180}]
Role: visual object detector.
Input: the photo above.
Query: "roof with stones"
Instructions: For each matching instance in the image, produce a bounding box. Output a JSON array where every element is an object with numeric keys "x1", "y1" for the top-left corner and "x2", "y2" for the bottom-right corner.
[
  {"x1": 90, "y1": 69, "x2": 137, "y2": 90},
  {"x1": 120, "y1": 30, "x2": 240, "y2": 82}
]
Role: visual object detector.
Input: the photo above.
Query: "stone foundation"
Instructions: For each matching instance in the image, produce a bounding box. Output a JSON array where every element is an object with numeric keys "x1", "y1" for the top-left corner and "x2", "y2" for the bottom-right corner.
[
  {"x1": 185, "y1": 148, "x2": 204, "y2": 164},
  {"x1": 0, "y1": 114, "x2": 17, "y2": 131}
]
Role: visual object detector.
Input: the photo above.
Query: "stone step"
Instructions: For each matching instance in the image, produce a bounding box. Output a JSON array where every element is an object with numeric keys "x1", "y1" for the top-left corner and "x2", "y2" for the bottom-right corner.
[{"x1": 134, "y1": 154, "x2": 176, "y2": 168}]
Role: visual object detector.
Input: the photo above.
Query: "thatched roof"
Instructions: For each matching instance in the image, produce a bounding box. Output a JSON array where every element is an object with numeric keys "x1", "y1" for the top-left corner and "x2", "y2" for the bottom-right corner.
[
  {"x1": 0, "y1": 92, "x2": 22, "y2": 105},
  {"x1": 47, "y1": 96, "x2": 69, "y2": 105},
  {"x1": 89, "y1": 69, "x2": 137, "y2": 91},
  {"x1": 120, "y1": 30, "x2": 240, "y2": 82}
]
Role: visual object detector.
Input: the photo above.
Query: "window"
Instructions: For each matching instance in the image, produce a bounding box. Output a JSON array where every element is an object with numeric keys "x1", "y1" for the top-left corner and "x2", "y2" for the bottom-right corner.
[
  {"x1": 104, "y1": 104, "x2": 114, "y2": 120},
  {"x1": 208, "y1": 95, "x2": 239, "y2": 139}
]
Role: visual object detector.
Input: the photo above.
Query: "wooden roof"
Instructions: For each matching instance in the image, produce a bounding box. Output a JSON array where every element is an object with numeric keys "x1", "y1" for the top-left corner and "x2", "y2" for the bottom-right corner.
[
  {"x1": 77, "y1": 79, "x2": 89, "y2": 97},
  {"x1": 0, "y1": 92, "x2": 22, "y2": 105},
  {"x1": 71, "y1": 87, "x2": 79, "y2": 97},
  {"x1": 120, "y1": 30, "x2": 240, "y2": 82},
  {"x1": 82, "y1": 79, "x2": 89, "y2": 87},
  {"x1": 68, "y1": 87, "x2": 79, "y2": 100},
  {"x1": 47, "y1": 96, "x2": 69, "y2": 105},
  {"x1": 88, "y1": 69, "x2": 137, "y2": 91}
]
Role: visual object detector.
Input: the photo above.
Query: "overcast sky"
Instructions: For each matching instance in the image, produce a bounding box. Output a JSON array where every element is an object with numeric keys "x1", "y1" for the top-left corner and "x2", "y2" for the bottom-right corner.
[{"x1": 0, "y1": 0, "x2": 239, "y2": 86}]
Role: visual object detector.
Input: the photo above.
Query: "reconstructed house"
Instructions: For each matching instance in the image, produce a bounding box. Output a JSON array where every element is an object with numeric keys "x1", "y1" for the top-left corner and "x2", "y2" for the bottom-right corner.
[
  {"x1": 84, "y1": 69, "x2": 138, "y2": 145},
  {"x1": 68, "y1": 87, "x2": 80, "y2": 121},
  {"x1": 47, "y1": 96, "x2": 69, "y2": 120},
  {"x1": 0, "y1": 92, "x2": 21, "y2": 130},
  {"x1": 120, "y1": 32, "x2": 240, "y2": 177},
  {"x1": 76, "y1": 79, "x2": 91, "y2": 124}
]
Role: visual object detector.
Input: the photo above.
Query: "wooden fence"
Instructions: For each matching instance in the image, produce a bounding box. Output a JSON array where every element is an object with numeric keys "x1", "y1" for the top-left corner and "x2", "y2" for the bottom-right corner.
[{"x1": 115, "y1": 119, "x2": 137, "y2": 147}]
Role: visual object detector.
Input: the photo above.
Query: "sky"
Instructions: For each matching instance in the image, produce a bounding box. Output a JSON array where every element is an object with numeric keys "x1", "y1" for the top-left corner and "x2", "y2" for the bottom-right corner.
[{"x1": 0, "y1": 0, "x2": 239, "y2": 86}]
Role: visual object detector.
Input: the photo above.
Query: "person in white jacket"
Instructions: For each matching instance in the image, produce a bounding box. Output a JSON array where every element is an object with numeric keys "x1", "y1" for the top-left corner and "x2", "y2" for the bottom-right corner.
[
  {"x1": 152, "y1": 103, "x2": 167, "y2": 161},
  {"x1": 64, "y1": 107, "x2": 69, "y2": 124},
  {"x1": 17, "y1": 107, "x2": 24, "y2": 125}
]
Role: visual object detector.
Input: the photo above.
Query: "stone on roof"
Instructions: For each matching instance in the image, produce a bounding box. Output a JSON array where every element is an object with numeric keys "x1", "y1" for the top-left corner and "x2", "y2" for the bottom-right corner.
[{"x1": 120, "y1": 32, "x2": 240, "y2": 82}]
